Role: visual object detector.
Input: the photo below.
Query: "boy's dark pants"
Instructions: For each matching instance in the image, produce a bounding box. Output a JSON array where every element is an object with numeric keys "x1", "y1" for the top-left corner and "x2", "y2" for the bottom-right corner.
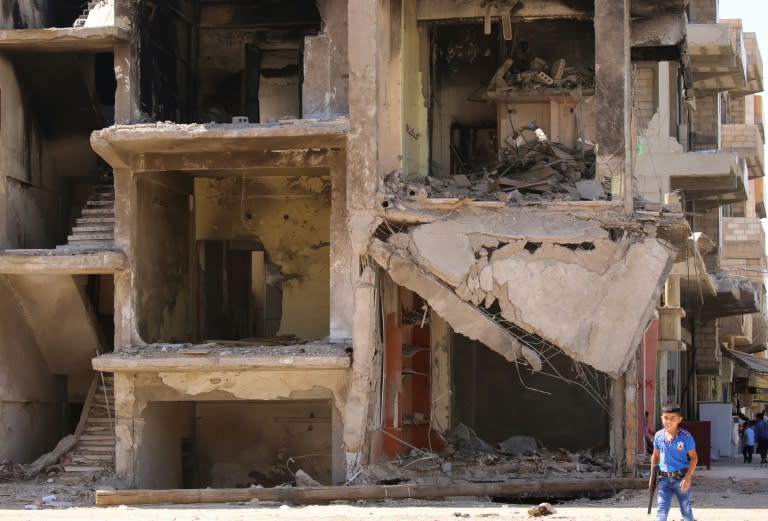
[
  {"x1": 758, "y1": 438, "x2": 768, "y2": 463},
  {"x1": 744, "y1": 444, "x2": 754, "y2": 463}
]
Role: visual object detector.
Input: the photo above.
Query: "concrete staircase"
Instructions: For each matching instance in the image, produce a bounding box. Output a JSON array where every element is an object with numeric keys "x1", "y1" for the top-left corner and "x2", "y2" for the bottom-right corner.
[
  {"x1": 66, "y1": 373, "x2": 115, "y2": 473},
  {"x1": 73, "y1": 1, "x2": 100, "y2": 28},
  {"x1": 58, "y1": 185, "x2": 115, "y2": 250}
]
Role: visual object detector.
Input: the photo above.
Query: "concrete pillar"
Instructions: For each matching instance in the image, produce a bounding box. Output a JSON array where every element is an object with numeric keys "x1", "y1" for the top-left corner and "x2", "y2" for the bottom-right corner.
[
  {"x1": 665, "y1": 275, "x2": 681, "y2": 308},
  {"x1": 430, "y1": 313, "x2": 452, "y2": 433},
  {"x1": 114, "y1": 372, "x2": 137, "y2": 485},
  {"x1": 329, "y1": 150, "x2": 353, "y2": 339},
  {"x1": 610, "y1": 374, "x2": 626, "y2": 472},
  {"x1": 343, "y1": 0, "x2": 383, "y2": 475},
  {"x1": 347, "y1": 0, "x2": 381, "y2": 255},
  {"x1": 342, "y1": 267, "x2": 377, "y2": 474},
  {"x1": 114, "y1": 44, "x2": 140, "y2": 124},
  {"x1": 624, "y1": 358, "x2": 638, "y2": 470},
  {"x1": 304, "y1": 0, "x2": 349, "y2": 118},
  {"x1": 113, "y1": 169, "x2": 143, "y2": 349},
  {"x1": 658, "y1": 62, "x2": 671, "y2": 135},
  {"x1": 595, "y1": 0, "x2": 632, "y2": 214}
]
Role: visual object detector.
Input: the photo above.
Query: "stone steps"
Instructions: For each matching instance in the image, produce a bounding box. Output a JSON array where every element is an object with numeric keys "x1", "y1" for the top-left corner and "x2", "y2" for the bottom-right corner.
[
  {"x1": 58, "y1": 185, "x2": 116, "y2": 251},
  {"x1": 67, "y1": 372, "x2": 115, "y2": 473}
]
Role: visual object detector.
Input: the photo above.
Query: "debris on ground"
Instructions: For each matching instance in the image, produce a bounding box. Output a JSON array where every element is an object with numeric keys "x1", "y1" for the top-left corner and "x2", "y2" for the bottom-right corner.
[
  {"x1": 527, "y1": 502, "x2": 557, "y2": 517},
  {"x1": 352, "y1": 425, "x2": 613, "y2": 486}
]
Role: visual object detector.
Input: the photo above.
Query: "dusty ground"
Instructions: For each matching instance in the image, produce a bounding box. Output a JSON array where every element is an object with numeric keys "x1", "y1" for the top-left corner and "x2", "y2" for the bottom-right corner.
[{"x1": 1, "y1": 461, "x2": 767, "y2": 520}]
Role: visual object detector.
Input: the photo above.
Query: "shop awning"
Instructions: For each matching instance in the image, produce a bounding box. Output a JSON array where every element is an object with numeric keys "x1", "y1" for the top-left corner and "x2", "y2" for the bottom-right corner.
[{"x1": 723, "y1": 347, "x2": 768, "y2": 375}]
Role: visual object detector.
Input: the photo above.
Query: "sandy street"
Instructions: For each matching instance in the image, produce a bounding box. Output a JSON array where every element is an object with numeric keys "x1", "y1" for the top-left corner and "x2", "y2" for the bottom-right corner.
[{"x1": 1, "y1": 461, "x2": 767, "y2": 521}]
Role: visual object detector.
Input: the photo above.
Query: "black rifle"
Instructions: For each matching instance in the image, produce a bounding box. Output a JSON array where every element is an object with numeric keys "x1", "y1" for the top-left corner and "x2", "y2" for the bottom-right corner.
[{"x1": 647, "y1": 465, "x2": 658, "y2": 515}]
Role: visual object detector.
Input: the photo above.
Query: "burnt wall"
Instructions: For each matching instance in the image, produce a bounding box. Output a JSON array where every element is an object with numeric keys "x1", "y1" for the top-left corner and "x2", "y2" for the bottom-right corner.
[
  {"x1": 194, "y1": 0, "x2": 321, "y2": 123},
  {"x1": 138, "y1": 0, "x2": 195, "y2": 121},
  {"x1": 0, "y1": 0, "x2": 45, "y2": 29},
  {"x1": 195, "y1": 174, "x2": 331, "y2": 341},
  {"x1": 430, "y1": 24, "x2": 498, "y2": 177},
  {"x1": 0, "y1": 56, "x2": 70, "y2": 249},
  {"x1": 453, "y1": 335, "x2": 610, "y2": 451},
  {"x1": 136, "y1": 173, "x2": 194, "y2": 342}
]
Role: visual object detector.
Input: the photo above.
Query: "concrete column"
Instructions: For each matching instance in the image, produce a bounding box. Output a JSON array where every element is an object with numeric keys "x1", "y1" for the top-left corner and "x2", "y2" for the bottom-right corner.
[
  {"x1": 430, "y1": 313, "x2": 452, "y2": 433},
  {"x1": 610, "y1": 374, "x2": 626, "y2": 472},
  {"x1": 665, "y1": 275, "x2": 681, "y2": 308},
  {"x1": 342, "y1": 267, "x2": 377, "y2": 474},
  {"x1": 624, "y1": 358, "x2": 638, "y2": 470},
  {"x1": 343, "y1": 0, "x2": 383, "y2": 476},
  {"x1": 114, "y1": 372, "x2": 137, "y2": 485},
  {"x1": 658, "y1": 62, "x2": 671, "y2": 135},
  {"x1": 114, "y1": 44, "x2": 140, "y2": 124},
  {"x1": 347, "y1": 0, "x2": 381, "y2": 255},
  {"x1": 113, "y1": 169, "x2": 144, "y2": 349},
  {"x1": 595, "y1": 0, "x2": 632, "y2": 214},
  {"x1": 329, "y1": 150, "x2": 353, "y2": 339}
]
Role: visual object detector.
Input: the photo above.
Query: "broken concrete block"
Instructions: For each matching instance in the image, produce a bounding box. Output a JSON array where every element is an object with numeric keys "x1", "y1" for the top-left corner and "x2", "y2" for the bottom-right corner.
[
  {"x1": 498, "y1": 435, "x2": 539, "y2": 455},
  {"x1": 575, "y1": 179, "x2": 606, "y2": 200},
  {"x1": 483, "y1": 292, "x2": 496, "y2": 308},
  {"x1": 387, "y1": 232, "x2": 411, "y2": 251},
  {"x1": 527, "y1": 502, "x2": 556, "y2": 517},
  {"x1": 479, "y1": 265, "x2": 494, "y2": 292},
  {"x1": 295, "y1": 469, "x2": 321, "y2": 487},
  {"x1": 452, "y1": 174, "x2": 472, "y2": 188},
  {"x1": 410, "y1": 227, "x2": 475, "y2": 288},
  {"x1": 445, "y1": 423, "x2": 495, "y2": 453},
  {"x1": 550, "y1": 59, "x2": 566, "y2": 81}
]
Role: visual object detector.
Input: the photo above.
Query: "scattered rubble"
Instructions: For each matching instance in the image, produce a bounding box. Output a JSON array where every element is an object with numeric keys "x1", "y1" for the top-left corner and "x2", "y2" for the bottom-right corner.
[
  {"x1": 386, "y1": 131, "x2": 603, "y2": 204},
  {"x1": 354, "y1": 424, "x2": 613, "y2": 487},
  {"x1": 486, "y1": 49, "x2": 595, "y2": 98}
]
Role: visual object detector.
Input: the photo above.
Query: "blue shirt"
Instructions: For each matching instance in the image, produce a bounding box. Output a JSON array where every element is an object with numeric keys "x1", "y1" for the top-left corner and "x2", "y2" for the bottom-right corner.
[
  {"x1": 744, "y1": 425, "x2": 756, "y2": 446},
  {"x1": 755, "y1": 418, "x2": 768, "y2": 440},
  {"x1": 654, "y1": 428, "x2": 696, "y2": 472}
]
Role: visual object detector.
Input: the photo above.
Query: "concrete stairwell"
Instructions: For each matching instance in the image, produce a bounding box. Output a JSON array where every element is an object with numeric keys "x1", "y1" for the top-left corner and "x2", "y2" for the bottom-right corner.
[
  {"x1": 73, "y1": 1, "x2": 100, "y2": 27},
  {"x1": 58, "y1": 185, "x2": 115, "y2": 250},
  {"x1": 66, "y1": 373, "x2": 115, "y2": 473}
]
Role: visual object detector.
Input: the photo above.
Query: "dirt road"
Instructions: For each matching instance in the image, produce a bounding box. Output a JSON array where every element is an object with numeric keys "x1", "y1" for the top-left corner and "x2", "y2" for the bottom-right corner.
[{"x1": 1, "y1": 461, "x2": 766, "y2": 520}]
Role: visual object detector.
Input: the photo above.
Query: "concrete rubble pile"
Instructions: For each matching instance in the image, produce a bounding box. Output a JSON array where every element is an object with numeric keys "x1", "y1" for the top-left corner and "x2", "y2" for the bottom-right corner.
[
  {"x1": 486, "y1": 52, "x2": 595, "y2": 98},
  {"x1": 385, "y1": 130, "x2": 605, "y2": 204},
  {"x1": 354, "y1": 424, "x2": 612, "y2": 486}
]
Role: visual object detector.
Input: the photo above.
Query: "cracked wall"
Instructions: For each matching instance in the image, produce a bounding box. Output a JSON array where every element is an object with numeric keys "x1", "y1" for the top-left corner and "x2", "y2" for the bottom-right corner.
[{"x1": 195, "y1": 173, "x2": 331, "y2": 341}]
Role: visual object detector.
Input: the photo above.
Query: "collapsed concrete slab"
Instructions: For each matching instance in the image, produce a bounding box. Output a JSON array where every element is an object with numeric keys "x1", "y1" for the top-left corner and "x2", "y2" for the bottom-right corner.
[
  {"x1": 370, "y1": 239, "x2": 542, "y2": 371},
  {"x1": 379, "y1": 206, "x2": 675, "y2": 377}
]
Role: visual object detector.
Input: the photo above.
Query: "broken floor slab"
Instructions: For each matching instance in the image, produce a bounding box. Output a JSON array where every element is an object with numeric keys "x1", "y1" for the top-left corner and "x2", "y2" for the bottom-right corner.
[
  {"x1": 0, "y1": 249, "x2": 127, "y2": 274},
  {"x1": 370, "y1": 239, "x2": 542, "y2": 370},
  {"x1": 93, "y1": 341, "x2": 351, "y2": 372},
  {"x1": 378, "y1": 206, "x2": 675, "y2": 376}
]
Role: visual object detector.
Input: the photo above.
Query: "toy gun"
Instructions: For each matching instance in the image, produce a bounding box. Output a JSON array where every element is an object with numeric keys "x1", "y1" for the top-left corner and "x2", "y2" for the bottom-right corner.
[{"x1": 647, "y1": 465, "x2": 658, "y2": 515}]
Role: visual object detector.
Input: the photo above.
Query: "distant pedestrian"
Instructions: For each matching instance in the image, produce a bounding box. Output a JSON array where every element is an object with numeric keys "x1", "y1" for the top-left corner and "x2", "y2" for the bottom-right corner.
[
  {"x1": 742, "y1": 421, "x2": 755, "y2": 464},
  {"x1": 754, "y1": 412, "x2": 768, "y2": 465},
  {"x1": 650, "y1": 403, "x2": 698, "y2": 521}
]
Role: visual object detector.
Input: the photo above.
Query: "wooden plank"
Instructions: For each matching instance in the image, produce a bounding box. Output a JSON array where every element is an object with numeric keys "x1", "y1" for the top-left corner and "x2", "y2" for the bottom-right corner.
[{"x1": 96, "y1": 478, "x2": 647, "y2": 506}]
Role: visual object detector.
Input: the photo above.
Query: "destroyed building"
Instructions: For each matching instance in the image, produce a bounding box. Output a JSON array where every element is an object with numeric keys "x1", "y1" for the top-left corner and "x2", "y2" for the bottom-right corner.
[{"x1": 0, "y1": 0, "x2": 764, "y2": 490}]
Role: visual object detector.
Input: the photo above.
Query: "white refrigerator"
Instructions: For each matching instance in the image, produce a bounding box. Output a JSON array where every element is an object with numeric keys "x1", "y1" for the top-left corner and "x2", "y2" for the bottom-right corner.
[{"x1": 698, "y1": 402, "x2": 733, "y2": 460}]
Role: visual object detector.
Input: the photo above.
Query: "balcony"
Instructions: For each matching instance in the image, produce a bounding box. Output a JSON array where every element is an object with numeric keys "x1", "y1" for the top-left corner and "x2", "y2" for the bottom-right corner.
[
  {"x1": 636, "y1": 141, "x2": 746, "y2": 209},
  {"x1": 686, "y1": 22, "x2": 747, "y2": 94},
  {"x1": 721, "y1": 124, "x2": 765, "y2": 179},
  {"x1": 730, "y1": 31, "x2": 764, "y2": 97}
]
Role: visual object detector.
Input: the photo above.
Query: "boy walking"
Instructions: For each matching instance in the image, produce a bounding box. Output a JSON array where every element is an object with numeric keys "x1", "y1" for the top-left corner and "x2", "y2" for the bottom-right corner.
[
  {"x1": 649, "y1": 403, "x2": 698, "y2": 521},
  {"x1": 743, "y1": 421, "x2": 755, "y2": 464}
]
